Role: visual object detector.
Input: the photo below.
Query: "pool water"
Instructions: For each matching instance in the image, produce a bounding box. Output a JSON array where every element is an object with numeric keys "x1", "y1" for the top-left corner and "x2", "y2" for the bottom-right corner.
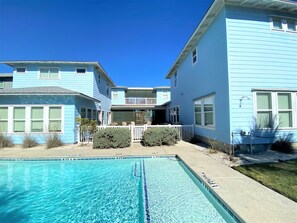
[{"x1": 0, "y1": 158, "x2": 240, "y2": 223}]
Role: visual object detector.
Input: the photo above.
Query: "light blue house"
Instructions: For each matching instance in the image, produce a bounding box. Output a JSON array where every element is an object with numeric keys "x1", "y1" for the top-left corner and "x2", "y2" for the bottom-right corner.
[
  {"x1": 166, "y1": 0, "x2": 297, "y2": 152},
  {"x1": 0, "y1": 61, "x2": 115, "y2": 144},
  {"x1": 111, "y1": 86, "x2": 170, "y2": 125}
]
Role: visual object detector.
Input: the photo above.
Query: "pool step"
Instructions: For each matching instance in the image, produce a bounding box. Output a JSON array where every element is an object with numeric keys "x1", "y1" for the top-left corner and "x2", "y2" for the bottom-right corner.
[{"x1": 201, "y1": 172, "x2": 219, "y2": 189}]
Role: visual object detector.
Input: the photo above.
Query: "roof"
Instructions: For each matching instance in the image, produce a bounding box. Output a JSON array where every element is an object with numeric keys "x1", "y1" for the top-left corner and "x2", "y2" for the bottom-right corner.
[
  {"x1": 165, "y1": 0, "x2": 297, "y2": 79},
  {"x1": 0, "y1": 86, "x2": 100, "y2": 102},
  {"x1": 0, "y1": 73, "x2": 13, "y2": 77},
  {"x1": 2, "y1": 60, "x2": 116, "y2": 87}
]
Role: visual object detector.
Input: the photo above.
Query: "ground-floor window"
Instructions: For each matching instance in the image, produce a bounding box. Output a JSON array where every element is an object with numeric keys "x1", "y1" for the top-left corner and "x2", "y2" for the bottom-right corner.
[
  {"x1": 80, "y1": 107, "x2": 97, "y2": 121},
  {"x1": 194, "y1": 94, "x2": 215, "y2": 128},
  {"x1": 170, "y1": 107, "x2": 179, "y2": 124},
  {"x1": 255, "y1": 91, "x2": 296, "y2": 128},
  {"x1": 0, "y1": 105, "x2": 63, "y2": 134}
]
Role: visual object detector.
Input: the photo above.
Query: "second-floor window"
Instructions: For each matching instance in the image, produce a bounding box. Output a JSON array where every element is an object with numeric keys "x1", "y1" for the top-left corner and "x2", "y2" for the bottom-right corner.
[
  {"x1": 39, "y1": 68, "x2": 59, "y2": 79},
  {"x1": 192, "y1": 48, "x2": 197, "y2": 64},
  {"x1": 173, "y1": 72, "x2": 177, "y2": 87},
  {"x1": 271, "y1": 17, "x2": 297, "y2": 33},
  {"x1": 107, "y1": 83, "x2": 110, "y2": 96},
  {"x1": 16, "y1": 67, "x2": 26, "y2": 73},
  {"x1": 76, "y1": 68, "x2": 86, "y2": 74},
  {"x1": 112, "y1": 91, "x2": 118, "y2": 100}
]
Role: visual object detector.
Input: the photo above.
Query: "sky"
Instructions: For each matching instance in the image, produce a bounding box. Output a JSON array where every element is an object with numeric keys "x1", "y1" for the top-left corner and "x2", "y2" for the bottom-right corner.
[{"x1": 0, "y1": 0, "x2": 213, "y2": 87}]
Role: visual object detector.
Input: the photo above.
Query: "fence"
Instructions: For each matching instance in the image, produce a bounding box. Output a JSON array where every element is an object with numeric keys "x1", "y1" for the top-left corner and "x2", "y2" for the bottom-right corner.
[{"x1": 78, "y1": 124, "x2": 194, "y2": 143}]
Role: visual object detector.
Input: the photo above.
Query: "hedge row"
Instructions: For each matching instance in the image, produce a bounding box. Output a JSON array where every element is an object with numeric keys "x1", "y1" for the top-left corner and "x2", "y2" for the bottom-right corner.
[{"x1": 92, "y1": 127, "x2": 180, "y2": 149}]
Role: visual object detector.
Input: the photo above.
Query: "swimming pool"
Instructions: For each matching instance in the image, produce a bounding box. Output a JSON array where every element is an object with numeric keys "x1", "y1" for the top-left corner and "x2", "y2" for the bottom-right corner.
[{"x1": 0, "y1": 157, "x2": 241, "y2": 222}]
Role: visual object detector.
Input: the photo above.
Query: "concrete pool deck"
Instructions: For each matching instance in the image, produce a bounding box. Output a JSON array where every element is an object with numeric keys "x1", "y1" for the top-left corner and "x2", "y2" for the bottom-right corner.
[{"x1": 0, "y1": 141, "x2": 296, "y2": 223}]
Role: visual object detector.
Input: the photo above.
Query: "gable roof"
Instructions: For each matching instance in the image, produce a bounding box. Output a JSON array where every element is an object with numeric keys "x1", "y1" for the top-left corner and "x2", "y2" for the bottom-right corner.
[
  {"x1": 165, "y1": 0, "x2": 297, "y2": 79},
  {"x1": 2, "y1": 60, "x2": 116, "y2": 87},
  {"x1": 0, "y1": 86, "x2": 100, "y2": 102}
]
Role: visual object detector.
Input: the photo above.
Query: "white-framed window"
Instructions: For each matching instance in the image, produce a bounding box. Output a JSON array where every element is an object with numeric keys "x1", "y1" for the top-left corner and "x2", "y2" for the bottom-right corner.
[
  {"x1": 170, "y1": 106, "x2": 179, "y2": 124},
  {"x1": 106, "y1": 82, "x2": 110, "y2": 96},
  {"x1": 98, "y1": 75, "x2": 101, "y2": 84},
  {"x1": 270, "y1": 17, "x2": 297, "y2": 33},
  {"x1": 0, "y1": 81, "x2": 3, "y2": 89},
  {"x1": 0, "y1": 107, "x2": 8, "y2": 132},
  {"x1": 16, "y1": 67, "x2": 26, "y2": 73},
  {"x1": 192, "y1": 48, "x2": 197, "y2": 64},
  {"x1": 49, "y1": 106, "x2": 62, "y2": 132},
  {"x1": 31, "y1": 107, "x2": 44, "y2": 132},
  {"x1": 194, "y1": 94, "x2": 215, "y2": 128},
  {"x1": 39, "y1": 68, "x2": 59, "y2": 79},
  {"x1": 76, "y1": 68, "x2": 86, "y2": 74},
  {"x1": 80, "y1": 108, "x2": 86, "y2": 118},
  {"x1": 13, "y1": 107, "x2": 26, "y2": 132},
  {"x1": 173, "y1": 71, "x2": 177, "y2": 87},
  {"x1": 92, "y1": 110, "x2": 97, "y2": 120},
  {"x1": 112, "y1": 91, "x2": 119, "y2": 100},
  {"x1": 87, "y1": 109, "x2": 92, "y2": 119},
  {"x1": 254, "y1": 91, "x2": 296, "y2": 128}
]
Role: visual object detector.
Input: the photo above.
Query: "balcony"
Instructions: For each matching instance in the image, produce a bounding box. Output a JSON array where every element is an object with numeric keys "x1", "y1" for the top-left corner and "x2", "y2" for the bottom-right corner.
[{"x1": 125, "y1": 97, "x2": 157, "y2": 105}]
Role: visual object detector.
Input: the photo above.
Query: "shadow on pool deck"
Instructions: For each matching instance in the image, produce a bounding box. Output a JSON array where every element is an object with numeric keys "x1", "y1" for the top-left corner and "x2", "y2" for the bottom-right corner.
[{"x1": 0, "y1": 141, "x2": 297, "y2": 223}]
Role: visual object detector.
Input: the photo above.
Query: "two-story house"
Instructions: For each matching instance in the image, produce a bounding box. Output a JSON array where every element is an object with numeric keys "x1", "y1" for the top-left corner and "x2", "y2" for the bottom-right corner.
[
  {"x1": 166, "y1": 0, "x2": 297, "y2": 152},
  {"x1": 111, "y1": 86, "x2": 170, "y2": 125},
  {"x1": 0, "y1": 61, "x2": 115, "y2": 144}
]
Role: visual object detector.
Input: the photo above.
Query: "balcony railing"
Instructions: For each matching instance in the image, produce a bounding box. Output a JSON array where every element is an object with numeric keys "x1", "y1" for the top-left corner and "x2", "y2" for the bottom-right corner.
[{"x1": 125, "y1": 97, "x2": 157, "y2": 105}]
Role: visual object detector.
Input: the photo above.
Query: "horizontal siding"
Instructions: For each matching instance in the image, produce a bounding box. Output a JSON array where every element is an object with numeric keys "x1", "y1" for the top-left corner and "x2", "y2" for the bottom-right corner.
[
  {"x1": 170, "y1": 8, "x2": 230, "y2": 143},
  {"x1": 13, "y1": 64, "x2": 94, "y2": 98},
  {"x1": 226, "y1": 6, "x2": 297, "y2": 142}
]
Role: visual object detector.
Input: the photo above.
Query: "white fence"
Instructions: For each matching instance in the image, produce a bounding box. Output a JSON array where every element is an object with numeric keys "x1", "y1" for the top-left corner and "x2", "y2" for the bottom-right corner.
[{"x1": 78, "y1": 124, "x2": 194, "y2": 143}]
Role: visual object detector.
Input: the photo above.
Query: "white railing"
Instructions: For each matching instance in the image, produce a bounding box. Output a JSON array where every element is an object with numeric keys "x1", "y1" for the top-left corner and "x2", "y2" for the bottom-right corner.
[
  {"x1": 125, "y1": 97, "x2": 157, "y2": 105},
  {"x1": 78, "y1": 124, "x2": 194, "y2": 143}
]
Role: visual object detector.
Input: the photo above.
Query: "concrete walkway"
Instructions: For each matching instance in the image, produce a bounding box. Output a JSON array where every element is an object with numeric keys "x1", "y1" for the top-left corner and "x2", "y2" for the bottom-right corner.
[{"x1": 0, "y1": 141, "x2": 296, "y2": 222}]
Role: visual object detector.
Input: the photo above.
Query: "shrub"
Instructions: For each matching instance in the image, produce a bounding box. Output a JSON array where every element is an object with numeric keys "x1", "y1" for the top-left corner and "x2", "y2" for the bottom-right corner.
[
  {"x1": 46, "y1": 133, "x2": 64, "y2": 149},
  {"x1": 0, "y1": 133, "x2": 14, "y2": 148},
  {"x1": 142, "y1": 127, "x2": 180, "y2": 147},
  {"x1": 271, "y1": 135, "x2": 294, "y2": 154},
  {"x1": 93, "y1": 128, "x2": 131, "y2": 149},
  {"x1": 23, "y1": 134, "x2": 39, "y2": 148}
]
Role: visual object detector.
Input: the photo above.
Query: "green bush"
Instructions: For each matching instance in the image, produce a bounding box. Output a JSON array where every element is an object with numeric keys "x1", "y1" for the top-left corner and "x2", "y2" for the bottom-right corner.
[
  {"x1": 93, "y1": 128, "x2": 131, "y2": 149},
  {"x1": 23, "y1": 134, "x2": 39, "y2": 148},
  {"x1": 0, "y1": 133, "x2": 14, "y2": 148},
  {"x1": 142, "y1": 127, "x2": 180, "y2": 147},
  {"x1": 46, "y1": 133, "x2": 64, "y2": 149}
]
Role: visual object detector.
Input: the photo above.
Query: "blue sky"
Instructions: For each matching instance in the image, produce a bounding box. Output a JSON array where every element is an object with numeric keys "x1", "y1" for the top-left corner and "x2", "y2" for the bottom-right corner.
[{"x1": 0, "y1": 0, "x2": 213, "y2": 87}]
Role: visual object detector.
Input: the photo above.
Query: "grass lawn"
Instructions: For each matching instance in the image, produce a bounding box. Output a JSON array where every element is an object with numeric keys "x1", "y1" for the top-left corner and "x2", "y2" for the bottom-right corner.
[{"x1": 233, "y1": 159, "x2": 297, "y2": 202}]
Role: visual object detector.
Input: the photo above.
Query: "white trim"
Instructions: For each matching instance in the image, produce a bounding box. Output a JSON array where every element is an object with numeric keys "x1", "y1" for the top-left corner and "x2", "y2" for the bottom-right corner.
[
  {"x1": 192, "y1": 47, "x2": 198, "y2": 65},
  {"x1": 194, "y1": 94, "x2": 216, "y2": 129},
  {"x1": 38, "y1": 67, "x2": 61, "y2": 80},
  {"x1": 270, "y1": 16, "x2": 297, "y2": 33}
]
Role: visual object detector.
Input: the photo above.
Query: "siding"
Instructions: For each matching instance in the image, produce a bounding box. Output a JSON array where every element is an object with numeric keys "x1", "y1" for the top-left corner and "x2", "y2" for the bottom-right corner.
[
  {"x1": 13, "y1": 64, "x2": 94, "y2": 98},
  {"x1": 170, "y1": 8, "x2": 230, "y2": 143},
  {"x1": 156, "y1": 89, "x2": 171, "y2": 105},
  {"x1": 111, "y1": 88, "x2": 126, "y2": 105},
  {"x1": 226, "y1": 6, "x2": 297, "y2": 144}
]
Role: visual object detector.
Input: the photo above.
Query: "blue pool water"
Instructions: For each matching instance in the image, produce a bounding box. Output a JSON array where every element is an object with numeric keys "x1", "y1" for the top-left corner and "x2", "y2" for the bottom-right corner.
[{"x1": 0, "y1": 157, "x2": 240, "y2": 223}]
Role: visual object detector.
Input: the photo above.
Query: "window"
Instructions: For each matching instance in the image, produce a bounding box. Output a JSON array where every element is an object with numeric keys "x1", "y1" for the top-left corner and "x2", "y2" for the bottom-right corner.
[
  {"x1": 271, "y1": 17, "x2": 297, "y2": 33},
  {"x1": 31, "y1": 107, "x2": 44, "y2": 132},
  {"x1": 277, "y1": 93, "x2": 292, "y2": 127},
  {"x1": 92, "y1": 110, "x2": 97, "y2": 120},
  {"x1": 192, "y1": 48, "x2": 197, "y2": 64},
  {"x1": 194, "y1": 95, "x2": 215, "y2": 127},
  {"x1": 112, "y1": 91, "x2": 119, "y2": 100},
  {"x1": 39, "y1": 68, "x2": 59, "y2": 79},
  {"x1": 272, "y1": 17, "x2": 283, "y2": 30},
  {"x1": 13, "y1": 107, "x2": 26, "y2": 132},
  {"x1": 80, "y1": 108, "x2": 86, "y2": 118},
  {"x1": 0, "y1": 81, "x2": 3, "y2": 89},
  {"x1": 76, "y1": 68, "x2": 86, "y2": 74},
  {"x1": 287, "y1": 19, "x2": 297, "y2": 32},
  {"x1": 255, "y1": 92, "x2": 295, "y2": 128},
  {"x1": 49, "y1": 107, "x2": 62, "y2": 132},
  {"x1": 0, "y1": 107, "x2": 8, "y2": 132},
  {"x1": 256, "y1": 93, "x2": 272, "y2": 128},
  {"x1": 98, "y1": 75, "x2": 101, "y2": 84},
  {"x1": 87, "y1": 109, "x2": 92, "y2": 119},
  {"x1": 174, "y1": 72, "x2": 177, "y2": 87},
  {"x1": 16, "y1": 67, "x2": 26, "y2": 73},
  {"x1": 107, "y1": 83, "x2": 110, "y2": 96},
  {"x1": 170, "y1": 107, "x2": 179, "y2": 124}
]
